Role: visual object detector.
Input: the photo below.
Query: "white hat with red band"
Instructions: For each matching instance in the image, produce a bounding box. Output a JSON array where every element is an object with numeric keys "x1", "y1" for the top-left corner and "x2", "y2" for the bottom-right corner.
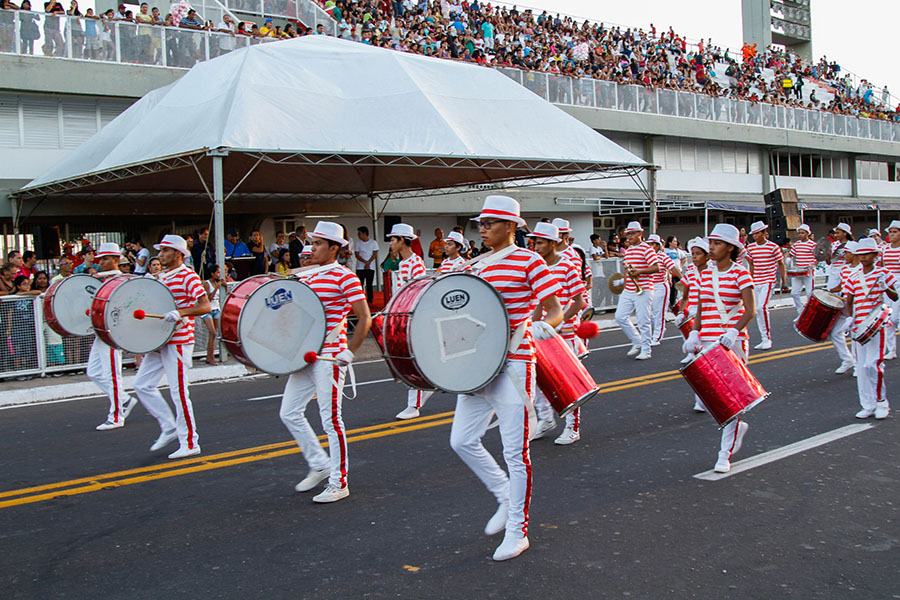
[
  {"x1": 312, "y1": 221, "x2": 350, "y2": 247},
  {"x1": 708, "y1": 223, "x2": 743, "y2": 249},
  {"x1": 797, "y1": 224, "x2": 811, "y2": 233},
  {"x1": 551, "y1": 218, "x2": 571, "y2": 233},
  {"x1": 624, "y1": 221, "x2": 643, "y2": 234},
  {"x1": 94, "y1": 242, "x2": 122, "y2": 258},
  {"x1": 887, "y1": 220, "x2": 900, "y2": 232},
  {"x1": 854, "y1": 238, "x2": 879, "y2": 254},
  {"x1": 471, "y1": 195, "x2": 525, "y2": 227},
  {"x1": 301, "y1": 244, "x2": 313, "y2": 256},
  {"x1": 647, "y1": 234, "x2": 662, "y2": 245},
  {"x1": 444, "y1": 231, "x2": 466, "y2": 246},
  {"x1": 527, "y1": 222, "x2": 561, "y2": 242},
  {"x1": 153, "y1": 234, "x2": 190, "y2": 257},
  {"x1": 836, "y1": 222, "x2": 852, "y2": 234},
  {"x1": 687, "y1": 237, "x2": 709, "y2": 253},
  {"x1": 388, "y1": 223, "x2": 417, "y2": 240},
  {"x1": 844, "y1": 241, "x2": 859, "y2": 254},
  {"x1": 749, "y1": 221, "x2": 768, "y2": 235}
]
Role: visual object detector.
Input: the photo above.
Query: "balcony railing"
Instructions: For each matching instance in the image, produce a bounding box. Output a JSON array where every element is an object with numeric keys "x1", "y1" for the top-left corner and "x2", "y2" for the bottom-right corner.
[{"x1": 220, "y1": 0, "x2": 337, "y2": 35}]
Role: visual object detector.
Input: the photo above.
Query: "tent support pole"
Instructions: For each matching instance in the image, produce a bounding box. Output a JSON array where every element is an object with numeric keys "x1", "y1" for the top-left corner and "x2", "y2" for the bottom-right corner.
[
  {"x1": 212, "y1": 155, "x2": 228, "y2": 362},
  {"x1": 648, "y1": 167, "x2": 658, "y2": 234},
  {"x1": 704, "y1": 202, "x2": 709, "y2": 236},
  {"x1": 877, "y1": 206, "x2": 881, "y2": 232},
  {"x1": 370, "y1": 194, "x2": 381, "y2": 292}
]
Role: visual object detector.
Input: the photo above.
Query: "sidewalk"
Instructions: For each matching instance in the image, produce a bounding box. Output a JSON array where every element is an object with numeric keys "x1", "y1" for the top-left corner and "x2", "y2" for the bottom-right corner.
[{"x1": 0, "y1": 294, "x2": 797, "y2": 408}]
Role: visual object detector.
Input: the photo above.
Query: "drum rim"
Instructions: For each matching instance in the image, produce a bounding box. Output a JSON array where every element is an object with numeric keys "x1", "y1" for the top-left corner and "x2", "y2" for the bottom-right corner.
[
  {"x1": 810, "y1": 288, "x2": 845, "y2": 309},
  {"x1": 715, "y1": 393, "x2": 769, "y2": 429},
  {"x1": 45, "y1": 273, "x2": 99, "y2": 336},
  {"x1": 96, "y1": 275, "x2": 176, "y2": 353},
  {"x1": 851, "y1": 304, "x2": 892, "y2": 343}
]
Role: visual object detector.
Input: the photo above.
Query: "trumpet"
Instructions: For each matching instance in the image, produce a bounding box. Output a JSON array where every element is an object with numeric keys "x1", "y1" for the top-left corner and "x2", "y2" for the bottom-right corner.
[
  {"x1": 625, "y1": 266, "x2": 644, "y2": 295},
  {"x1": 607, "y1": 268, "x2": 644, "y2": 295}
]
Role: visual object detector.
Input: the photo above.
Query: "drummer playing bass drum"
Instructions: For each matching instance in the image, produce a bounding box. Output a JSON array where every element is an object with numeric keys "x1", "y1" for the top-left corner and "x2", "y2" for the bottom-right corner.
[{"x1": 683, "y1": 224, "x2": 756, "y2": 473}]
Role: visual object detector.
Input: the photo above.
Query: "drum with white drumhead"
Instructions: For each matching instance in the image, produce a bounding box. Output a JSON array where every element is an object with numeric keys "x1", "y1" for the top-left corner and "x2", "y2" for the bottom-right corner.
[
  {"x1": 91, "y1": 275, "x2": 177, "y2": 353},
  {"x1": 220, "y1": 275, "x2": 327, "y2": 375},
  {"x1": 43, "y1": 273, "x2": 100, "y2": 337}
]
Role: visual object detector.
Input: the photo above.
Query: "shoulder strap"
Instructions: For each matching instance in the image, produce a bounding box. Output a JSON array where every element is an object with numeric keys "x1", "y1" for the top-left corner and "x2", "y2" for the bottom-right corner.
[
  {"x1": 462, "y1": 244, "x2": 518, "y2": 270},
  {"x1": 710, "y1": 265, "x2": 743, "y2": 325}
]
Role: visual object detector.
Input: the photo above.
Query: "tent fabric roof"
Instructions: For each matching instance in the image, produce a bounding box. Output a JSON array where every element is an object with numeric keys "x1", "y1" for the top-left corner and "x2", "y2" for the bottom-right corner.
[{"x1": 20, "y1": 36, "x2": 645, "y2": 200}]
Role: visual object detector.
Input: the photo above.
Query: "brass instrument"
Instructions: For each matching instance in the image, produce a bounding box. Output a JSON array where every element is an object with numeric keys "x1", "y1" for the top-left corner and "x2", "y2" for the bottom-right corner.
[{"x1": 607, "y1": 267, "x2": 644, "y2": 295}]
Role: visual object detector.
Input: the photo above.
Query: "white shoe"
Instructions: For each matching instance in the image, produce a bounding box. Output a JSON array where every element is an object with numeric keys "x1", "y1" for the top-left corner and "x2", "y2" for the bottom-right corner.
[
  {"x1": 492, "y1": 533, "x2": 530, "y2": 561},
  {"x1": 626, "y1": 344, "x2": 640, "y2": 357},
  {"x1": 484, "y1": 502, "x2": 508, "y2": 536},
  {"x1": 693, "y1": 402, "x2": 706, "y2": 413},
  {"x1": 531, "y1": 419, "x2": 557, "y2": 440},
  {"x1": 395, "y1": 406, "x2": 420, "y2": 420},
  {"x1": 313, "y1": 484, "x2": 349, "y2": 503},
  {"x1": 885, "y1": 351, "x2": 897, "y2": 360},
  {"x1": 295, "y1": 468, "x2": 330, "y2": 493},
  {"x1": 635, "y1": 352, "x2": 651, "y2": 360},
  {"x1": 754, "y1": 340, "x2": 773, "y2": 350},
  {"x1": 852, "y1": 368, "x2": 857, "y2": 378},
  {"x1": 714, "y1": 457, "x2": 731, "y2": 473},
  {"x1": 149, "y1": 430, "x2": 177, "y2": 452},
  {"x1": 650, "y1": 340, "x2": 661, "y2": 347},
  {"x1": 732, "y1": 422, "x2": 749, "y2": 456},
  {"x1": 875, "y1": 402, "x2": 890, "y2": 419},
  {"x1": 554, "y1": 428, "x2": 580, "y2": 445},
  {"x1": 681, "y1": 354, "x2": 694, "y2": 364},
  {"x1": 121, "y1": 397, "x2": 139, "y2": 419},
  {"x1": 168, "y1": 446, "x2": 201, "y2": 460},
  {"x1": 96, "y1": 419, "x2": 124, "y2": 431},
  {"x1": 835, "y1": 361, "x2": 855, "y2": 374},
  {"x1": 855, "y1": 408, "x2": 875, "y2": 419}
]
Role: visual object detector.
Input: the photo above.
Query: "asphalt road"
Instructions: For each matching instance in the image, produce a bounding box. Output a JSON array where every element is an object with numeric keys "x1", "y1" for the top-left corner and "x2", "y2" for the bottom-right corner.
[{"x1": 1, "y1": 307, "x2": 898, "y2": 599}]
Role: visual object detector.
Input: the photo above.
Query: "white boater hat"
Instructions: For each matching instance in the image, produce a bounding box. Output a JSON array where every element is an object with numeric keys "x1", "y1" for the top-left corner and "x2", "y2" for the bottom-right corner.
[
  {"x1": 647, "y1": 233, "x2": 662, "y2": 245},
  {"x1": 551, "y1": 218, "x2": 571, "y2": 233},
  {"x1": 687, "y1": 237, "x2": 709, "y2": 253},
  {"x1": 836, "y1": 222, "x2": 852, "y2": 234},
  {"x1": 154, "y1": 234, "x2": 190, "y2": 257},
  {"x1": 844, "y1": 241, "x2": 859, "y2": 254},
  {"x1": 887, "y1": 220, "x2": 900, "y2": 232},
  {"x1": 444, "y1": 231, "x2": 466, "y2": 246},
  {"x1": 854, "y1": 238, "x2": 879, "y2": 254},
  {"x1": 708, "y1": 223, "x2": 743, "y2": 249},
  {"x1": 94, "y1": 242, "x2": 123, "y2": 258},
  {"x1": 624, "y1": 221, "x2": 643, "y2": 233},
  {"x1": 527, "y1": 222, "x2": 561, "y2": 242},
  {"x1": 311, "y1": 221, "x2": 349, "y2": 247},
  {"x1": 388, "y1": 223, "x2": 417, "y2": 240},
  {"x1": 797, "y1": 224, "x2": 811, "y2": 233},
  {"x1": 868, "y1": 228, "x2": 881, "y2": 237},
  {"x1": 300, "y1": 244, "x2": 313, "y2": 256},
  {"x1": 749, "y1": 221, "x2": 768, "y2": 235},
  {"x1": 471, "y1": 195, "x2": 525, "y2": 227}
]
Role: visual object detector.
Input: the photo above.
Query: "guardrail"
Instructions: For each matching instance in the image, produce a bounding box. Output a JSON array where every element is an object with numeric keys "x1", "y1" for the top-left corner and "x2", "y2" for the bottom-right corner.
[{"x1": 220, "y1": 0, "x2": 337, "y2": 35}]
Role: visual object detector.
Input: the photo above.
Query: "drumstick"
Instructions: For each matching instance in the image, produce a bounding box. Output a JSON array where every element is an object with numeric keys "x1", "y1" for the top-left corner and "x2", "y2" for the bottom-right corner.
[
  {"x1": 303, "y1": 351, "x2": 340, "y2": 364},
  {"x1": 133, "y1": 309, "x2": 166, "y2": 320}
]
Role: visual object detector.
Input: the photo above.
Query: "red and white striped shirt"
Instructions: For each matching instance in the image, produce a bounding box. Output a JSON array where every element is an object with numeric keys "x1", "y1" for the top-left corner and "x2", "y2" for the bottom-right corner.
[
  {"x1": 697, "y1": 263, "x2": 754, "y2": 342},
  {"x1": 546, "y1": 256, "x2": 585, "y2": 343},
  {"x1": 830, "y1": 240, "x2": 849, "y2": 269},
  {"x1": 397, "y1": 253, "x2": 426, "y2": 288},
  {"x1": 789, "y1": 240, "x2": 817, "y2": 271},
  {"x1": 842, "y1": 267, "x2": 898, "y2": 329},
  {"x1": 881, "y1": 244, "x2": 900, "y2": 274},
  {"x1": 161, "y1": 265, "x2": 206, "y2": 345},
  {"x1": 437, "y1": 255, "x2": 470, "y2": 274},
  {"x1": 476, "y1": 247, "x2": 561, "y2": 361},
  {"x1": 300, "y1": 264, "x2": 366, "y2": 353},
  {"x1": 745, "y1": 241, "x2": 783, "y2": 284},
  {"x1": 681, "y1": 263, "x2": 705, "y2": 315},
  {"x1": 652, "y1": 251, "x2": 676, "y2": 285},
  {"x1": 561, "y1": 245, "x2": 591, "y2": 306},
  {"x1": 622, "y1": 242, "x2": 658, "y2": 292}
]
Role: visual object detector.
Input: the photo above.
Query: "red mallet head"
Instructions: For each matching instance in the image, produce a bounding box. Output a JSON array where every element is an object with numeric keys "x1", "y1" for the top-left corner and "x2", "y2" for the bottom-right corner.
[
  {"x1": 576, "y1": 320, "x2": 600, "y2": 340},
  {"x1": 133, "y1": 309, "x2": 146, "y2": 320},
  {"x1": 303, "y1": 351, "x2": 318, "y2": 364}
]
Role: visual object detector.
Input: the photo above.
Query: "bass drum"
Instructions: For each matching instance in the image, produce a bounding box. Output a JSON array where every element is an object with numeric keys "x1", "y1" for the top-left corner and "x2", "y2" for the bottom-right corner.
[
  {"x1": 43, "y1": 273, "x2": 100, "y2": 337},
  {"x1": 91, "y1": 275, "x2": 177, "y2": 353}
]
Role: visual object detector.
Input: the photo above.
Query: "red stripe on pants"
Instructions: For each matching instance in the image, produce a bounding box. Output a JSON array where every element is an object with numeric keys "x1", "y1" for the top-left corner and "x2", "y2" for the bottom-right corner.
[
  {"x1": 876, "y1": 328, "x2": 885, "y2": 403},
  {"x1": 521, "y1": 362, "x2": 533, "y2": 537},
  {"x1": 762, "y1": 284, "x2": 772, "y2": 338},
  {"x1": 109, "y1": 348, "x2": 120, "y2": 422},
  {"x1": 331, "y1": 364, "x2": 348, "y2": 488},
  {"x1": 176, "y1": 346, "x2": 194, "y2": 449}
]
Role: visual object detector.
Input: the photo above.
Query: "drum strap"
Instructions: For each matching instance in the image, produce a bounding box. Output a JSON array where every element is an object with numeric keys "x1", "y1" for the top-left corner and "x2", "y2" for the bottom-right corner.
[
  {"x1": 463, "y1": 244, "x2": 518, "y2": 272},
  {"x1": 159, "y1": 264, "x2": 191, "y2": 282},
  {"x1": 710, "y1": 265, "x2": 743, "y2": 329},
  {"x1": 500, "y1": 364, "x2": 539, "y2": 441}
]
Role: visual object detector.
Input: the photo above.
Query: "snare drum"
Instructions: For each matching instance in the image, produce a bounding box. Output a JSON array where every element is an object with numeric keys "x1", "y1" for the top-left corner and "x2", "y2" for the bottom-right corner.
[
  {"x1": 379, "y1": 273, "x2": 508, "y2": 393},
  {"x1": 91, "y1": 275, "x2": 177, "y2": 353},
  {"x1": 680, "y1": 343, "x2": 769, "y2": 428},
  {"x1": 534, "y1": 333, "x2": 600, "y2": 417},
  {"x1": 673, "y1": 313, "x2": 695, "y2": 339},
  {"x1": 43, "y1": 273, "x2": 100, "y2": 337},
  {"x1": 785, "y1": 257, "x2": 809, "y2": 278},
  {"x1": 220, "y1": 274, "x2": 327, "y2": 375},
  {"x1": 794, "y1": 289, "x2": 844, "y2": 342},
  {"x1": 852, "y1": 304, "x2": 892, "y2": 345}
]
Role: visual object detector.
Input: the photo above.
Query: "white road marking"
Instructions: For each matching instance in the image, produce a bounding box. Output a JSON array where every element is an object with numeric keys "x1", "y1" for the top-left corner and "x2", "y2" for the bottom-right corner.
[
  {"x1": 693, "y1": 423, "x2": 875, "y2": 481},
  {"x1": 244, "y1": 377, "x2": 397, "y2": 402}
]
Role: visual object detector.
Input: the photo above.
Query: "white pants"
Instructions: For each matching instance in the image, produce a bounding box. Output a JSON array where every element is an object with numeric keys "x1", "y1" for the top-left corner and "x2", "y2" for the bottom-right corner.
[
  {"x1": 692, "y1": 339, "x2": 750, "y2": 460},
  {"x1": 754, "y1": 282, "x2": 774, "y2": 343},
  {"x1": 650, "y1": 281, "x2": 670, "y2": 343},
  {"x1": 134, "y1": 344, "x2": 198, "y2": 450},
  {"x1": 826, "y1": 266, "x2": 842, "y2": 291},
  {"x1": 615, "y1": 289, "x2": 654, "y2": 354},
  {"x1": 87, "y1": 337, "x2": 132, "y2": 424},
  {"x1": 279, "y1": 359, "x2": 348, "y2": 489},
  {"x1": 408, "y1": 389, "x2": 434, "y2": 410},
  {"x1": 830, "y1": 315, "x2": 854, "y2": 365},
  {"x1": 450, "y1": 360, "x2": 534, "y2": 539},
  {"x1": 790, "y1": 274, "x2": 814, "y2": 315},
  {"x1": 533, "y1": 336, "x2": 580, "y2": 430},
  {"x1": 887, "y1": 296, "x2": 900, "y2": 356},
  {"x1": 854, "y1": 329, "x2": 888, "y2": 411}
]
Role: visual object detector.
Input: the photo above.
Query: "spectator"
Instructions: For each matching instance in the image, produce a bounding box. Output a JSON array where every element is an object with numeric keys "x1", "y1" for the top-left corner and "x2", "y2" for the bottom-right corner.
[
  {"x1": 287, "y1": 231, "x2": 303, "y2": 269},
  {"x1": 83, "y1": 7, "x2": 101, "y2": 60},
  {"x1": 50, "y1": 256, "x2": 73, "y2": 283},
  {"x1": 275, "y1": 249, "x2": 292, "y2": 276},
  {"x1": 43, "y1": 0, "x2": 65, "y2": 57},
  {"x1": 607, "y1": 233, "x2": 623, "y2": 257},
  {"x1": 201, "y1": 264, "x2": 225, "y2": 365},
  {"x1": 147, "y1": 256, "x2": 162, "y2": 276},
  {"x1": 354, "y1": 226, "x2": 379, "y2": 303},
  {"x1": 589, "y1": 234, "x2": 606, "y2": 259},
  {"x1": 259, "y1": 18, "x2": 275, "y2": 37},
  {"x1": 7, "y1": 275, "x2": 38, "y2": 378},
  {"x1": 224, "y1": 229, "x2": 251, "y2": 258},
  {"x1": 134, "y1": 2, "x2": 153, "y2": 63},
  {"x1": 224, "y1": 259, "x2": 236, "y2": 281},
  {"x1": 11, "y1": 273, "x2": 39, "y2": 295},
  {"x1": 73, "y1": 248, "x2": 96, "y2": 274},
  {"x1": 184, "y1": 233, "x2": 195, "y2": 269},
  {"x1": 247, "y1": 229, "x2": 268, "y2": 275},
  {"x1": 128, "y1": 237, "x2": 150, "y2": 274},
  {"x1": 18, "y1": 251, "x2": 37, "y2": 280},
  {"x1": 191, "y1": 226, "x2": 215, "y2": 276},
  {"x1": 66, "y1": 0, "x2": 84, "y2": 59},
  {"x1": 427, "y1": 228, "x2": 444, "y2": 268},
  {"x1": 0, "y1": 263, "x2": 16, "y2": 295},
  {"x1": 268, "y1": 231, "x2": 288, "y2": 269},
  {"x1": 18, "y1": 1, "x2": 40, "y2": 55},
  {"x1": 216, "y1": 13, "x2": 237, "y2": 56},
  {"x1": 32, "y1": 270, "x2": 50, "y2": 292}
]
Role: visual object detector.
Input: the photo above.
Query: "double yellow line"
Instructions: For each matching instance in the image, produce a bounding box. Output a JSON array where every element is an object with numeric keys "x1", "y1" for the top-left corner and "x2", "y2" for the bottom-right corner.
[{"x1": 0, "y1": 341, "x2": 831, "y2": 510}]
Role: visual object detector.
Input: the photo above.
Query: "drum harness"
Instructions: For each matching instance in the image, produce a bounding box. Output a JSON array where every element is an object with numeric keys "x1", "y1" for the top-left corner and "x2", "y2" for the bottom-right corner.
[{"x1": 710, "y1": 264, "x2": 748, "y2": 362}]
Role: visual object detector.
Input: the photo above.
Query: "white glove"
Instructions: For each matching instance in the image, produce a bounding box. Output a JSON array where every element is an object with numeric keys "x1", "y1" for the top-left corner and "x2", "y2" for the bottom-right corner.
[
  {"x1": 682, "y1": 330, "x2": 700, "y2": 355},
  {"x1": 719, "y1": 328, "x2": 739, "y2": 350},
  {"x1": 163, "y1": 310, "x2": 181, "y2": 323},
  {"x1": 334, "y1": 349, "x2": 354, "y2": 366},
  {"x1": 530, "y1": 321, "x2": 556, "y2": 341}
]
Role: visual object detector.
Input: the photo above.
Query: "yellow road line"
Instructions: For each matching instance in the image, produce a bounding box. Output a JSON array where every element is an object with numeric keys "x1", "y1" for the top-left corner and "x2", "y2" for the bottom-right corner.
[{"x1": 0, "y1": 342, "x2": 831, "y2": 509}]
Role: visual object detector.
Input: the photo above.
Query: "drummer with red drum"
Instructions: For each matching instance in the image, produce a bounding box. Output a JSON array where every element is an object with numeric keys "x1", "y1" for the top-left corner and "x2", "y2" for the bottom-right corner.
[
  {"x1": 789, "y1": 224, "x2": 817, "y2": 315},
  {"x1": 279, "y1": 221, "x2": 371, "y2": 503},
  {"x1": 451, "y1": 195, "x2": 562, "y2": 562},
  {"x1": 614, "y1": 221, "x2": 659, "y2": 360},
  {"x1": 682, "y1": 223, "x2": 756, "y2": 473},
  {"x1": 879, "y1": 220, "x2": 900, "y2": 360},
  {"x1": 647, "y1": 233, "x2": 682, "y2": 347},
  {"x1": 527, "y1": 221, "x2": 585, "y2": 446},
  {"x1": 841, "y1": 237, "x2": 899, "y2": 420},
  {"x1": 744, "y1": 221, "x2": 785, "y2": 350},
  {"x1": 677, "y1": 237, "x2": 709, "y2": 374},
  {"x1": 389, "y1": 223, "x2": 433, "y2": 421},
  {"x1": 438, "y1": 231, "x2": 471, "y2": 274},
  {"x1": 828, "y1": 241, "x2": 859, "y2": 375},
  {"x1": 827, "y1": 223, "x2": 853, "y2": 290},
  {"x1": 552, "y1": 218, "x2": 592, "y2": 320},
  {"x1": 132, "y1": 235, "x2": 210, "y2": 459},
  {"x1": 89, "y1": 243, "x2": 139, "y2": 431}
]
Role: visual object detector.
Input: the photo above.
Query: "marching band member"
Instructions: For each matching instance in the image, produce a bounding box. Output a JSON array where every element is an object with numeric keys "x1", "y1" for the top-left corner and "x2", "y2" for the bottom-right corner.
[
  {"x1": 552, "y1": 218, "x2": 593, "y2": 320},
  {"x1": 389, "y1": 223, "x2": 434, "y2": 420},
  {"x1": 828, "y1": 242, "x2": 859, "y2": 374},
  {"x1": 841, "y1": 237, "x2": 898, "y2": 420},
  {"x1": 647, "y1": 233, "x2": 682, "y2": 346},
  {"x1": 614, "y1": 222, "x2": 659, "y2": 360},
  {"x1": 827, "y1": 223, "x2": 853, "y2": 290},
  {"x1": 880, "y1": 221, "x2": 900, "y2": 360},
  {"x1": 450, "y1": 195, "x2": 562, "y2": 562},
  {"x1": 90, "y1": 243, "x2": 138, "y2": 431},
  {"x1": 683, "y1": 224, "x2": 756, "y2": 473},
  {"x1": 677, "y1": 237, "x2": 709, "y2": 372},
  {"x1": 279, "y1": 222, "x2": 371, "y2": 503},
  {"x1": 438, "y1": 231, "x2": 471, "y2": 274},
  {"x1": 789, "y1": 224, "x2": 817, "y2": 315},
  {"x1": 133, "y1": 235, "x2": 210, "y2": 459},
  {"x1": 527, "y1": 222, "x2": 585, "y2": 445},
  {"x1": 744, "y1": 221, "x2": 785, "y2": 350}
]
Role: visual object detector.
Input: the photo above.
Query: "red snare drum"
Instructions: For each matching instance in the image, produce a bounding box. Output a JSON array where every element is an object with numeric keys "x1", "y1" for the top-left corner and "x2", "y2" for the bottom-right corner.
[
  {"x1": 794, "y1": 289, "x2": 844, "y2": 342},
  {"x1": 380, "y1": 273, "x2": 508, "y2": 393},
  {"x1": 91, "y1": 275, "x2": 177, "y2": 353},
  {"x1": 370, "y1": 312, "x2": 385, "y2": 354},
  {"x1": 535, "y1": 333, "x2": 600, "y2": 417},
  {"x1": 674, "y1": 313, "x2": 695, "y2": 339},
  {"x1": 785, "y1": 257, "x2": 809, "y2": 278},
  {"x1": 680, "y1": 343, "x2": 769, "y2": 428},
  {"x1": 43, "y1": 273, "x2": 99, "y2": 337},
  {"x1": 851, "y1": 304, "x2": 892, "y2": 345},
  {"x1": 221, "y1": 275, "x2": 326, "y2": 375}
]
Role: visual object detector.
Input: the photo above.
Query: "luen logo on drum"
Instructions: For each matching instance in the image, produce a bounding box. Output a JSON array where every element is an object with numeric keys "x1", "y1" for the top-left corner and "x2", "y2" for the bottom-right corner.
[
  {"x1": 265, "y1": 288, "x2": 293, "y2": 310},
  {"x1": 85, "y1": 285, "x2": 97, "y2": 295},
  {"x1": 441, "y1": 289, "x2": 470, "y2": 310}
]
